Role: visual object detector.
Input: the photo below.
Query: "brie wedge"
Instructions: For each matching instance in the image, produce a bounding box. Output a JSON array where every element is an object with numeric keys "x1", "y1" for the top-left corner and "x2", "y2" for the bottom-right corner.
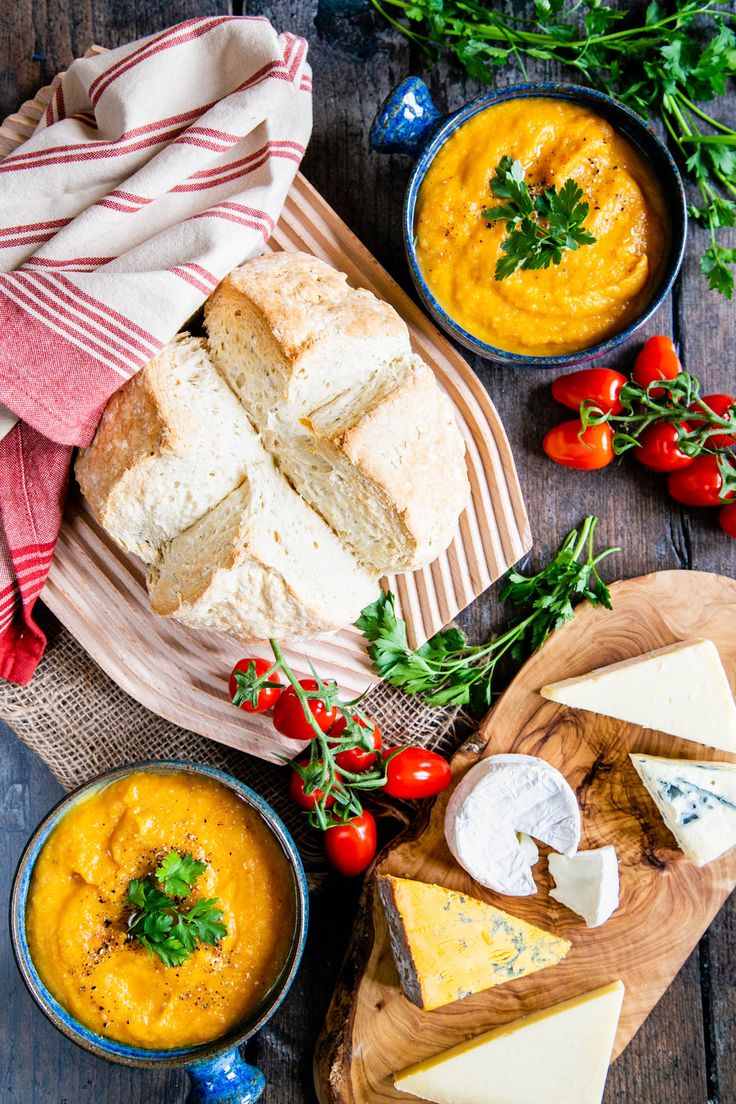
[
  {"x1": 630, "y1": 753, "x2": 736, "y2": 866},
  {"x1": 394, "y1": 980, "x2": 625, "y2": 1104},
  {"x1": 445, "y1": 754, "x2": 581, "y2": 896},
  {"x1": 541, "y1": 639, "x2": 736, "y2": 755},
  {"x1": 548, "y1": 846, "x2": 620, "y2": 928}
]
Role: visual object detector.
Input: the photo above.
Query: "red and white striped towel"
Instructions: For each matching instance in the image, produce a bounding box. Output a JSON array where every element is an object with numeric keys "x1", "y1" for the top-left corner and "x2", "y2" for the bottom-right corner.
[{"x1": 0, "y1": 17, "x2": 312, "y2": 684}]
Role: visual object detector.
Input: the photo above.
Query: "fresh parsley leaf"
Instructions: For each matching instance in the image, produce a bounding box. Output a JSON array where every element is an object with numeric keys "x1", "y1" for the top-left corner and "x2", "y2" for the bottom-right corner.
[
  {"x1": 701, "y1": 242, "x2": 736, "y2": 299},
  {"x1": 483, "y1": 157, "x2": 596, "y2": 280},
  {"x1": 126, "y1": 851, "x2": 226, "y2": 967}
]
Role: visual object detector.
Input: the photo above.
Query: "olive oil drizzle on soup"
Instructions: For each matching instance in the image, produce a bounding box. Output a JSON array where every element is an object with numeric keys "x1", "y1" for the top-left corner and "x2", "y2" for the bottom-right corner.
[
  {"x1": 26, "y1": 772, "x2": 295, "y2": 1048},
  {"x1": 414, "y1": 98, "x2": 668, "y2": 356}
]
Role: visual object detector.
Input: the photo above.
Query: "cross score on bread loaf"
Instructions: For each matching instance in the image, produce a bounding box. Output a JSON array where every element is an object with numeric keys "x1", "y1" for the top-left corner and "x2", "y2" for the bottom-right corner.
[{"x1": 75, "y1": 253, "x2": 470, "y2": 642}]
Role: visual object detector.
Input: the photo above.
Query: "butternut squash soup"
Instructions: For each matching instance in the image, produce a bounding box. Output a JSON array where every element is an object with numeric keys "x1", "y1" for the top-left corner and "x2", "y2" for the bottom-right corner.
[
  {"x1": 414, "y1": 97, "x2": 668, "y2": 356},
  {"x1": 25, "y1": 771, "x2": 296, "y2": 1049}
]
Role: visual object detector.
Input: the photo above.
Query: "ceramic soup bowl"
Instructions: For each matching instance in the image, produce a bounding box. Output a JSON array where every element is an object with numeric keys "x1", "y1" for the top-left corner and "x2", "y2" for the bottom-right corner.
[
  {"x1": 371, "y1": 77, "x2": 687, "y2": 368},
  {"x1": 10, "y1": 760, "x2": 308, "y2": 1104}
]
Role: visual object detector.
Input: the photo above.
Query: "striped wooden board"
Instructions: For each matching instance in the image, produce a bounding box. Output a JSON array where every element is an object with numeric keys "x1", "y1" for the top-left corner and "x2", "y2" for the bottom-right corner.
[{"x1": 0, "y1": 55, "x2": 531, "y2": 763}]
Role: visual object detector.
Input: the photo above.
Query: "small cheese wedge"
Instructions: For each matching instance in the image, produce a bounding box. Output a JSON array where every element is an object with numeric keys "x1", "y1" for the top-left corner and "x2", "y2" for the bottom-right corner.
[
  {"x1": 548, "y1": 846, "x2": 620, "y2": 928},
  {"x1": 541, "y1": 639, "x2": 736, "y2": 754},
  {"x1": 394, "y1": 980, "x2": 625, "y2": 1104},
  {"x1": 377, "y1": 875, "x2": 571, "y2": 1012},
  {"x1": 444, "y1": 754, "x2": 581, "y2": 896},
  {"x1": 630, "y1": 753, "x2": 736, "y2": 866}
]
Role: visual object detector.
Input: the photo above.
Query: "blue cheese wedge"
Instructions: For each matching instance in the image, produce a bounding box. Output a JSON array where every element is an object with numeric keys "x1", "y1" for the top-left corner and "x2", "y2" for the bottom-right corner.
[
  {"x1": 630, "y1": 753, "x2": 736, "y2": 867},
  {"x1": 548, "y1": 846, "x2": 620, "y2": 928},
  {"x1": 394, "y1": 980, "x2": 625, "y2": 1104},
  {"x1": 541, "y1": 639, "x2": 736, "y2": 755},
  {"x1": 444, "y1": 754, "x2": 581, "y2": 896}
]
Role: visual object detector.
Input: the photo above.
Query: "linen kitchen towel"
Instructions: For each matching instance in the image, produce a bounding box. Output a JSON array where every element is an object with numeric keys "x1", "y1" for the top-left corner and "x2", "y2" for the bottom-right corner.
[{"x1": 0, "y1": 17, "x2": 312, "y2": 684}]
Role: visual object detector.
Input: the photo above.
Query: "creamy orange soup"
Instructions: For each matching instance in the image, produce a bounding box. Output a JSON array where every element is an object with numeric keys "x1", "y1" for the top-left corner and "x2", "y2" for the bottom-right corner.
[
  {"x1": 415, "y1": 97, "x2": 668, "y2": 356},
  {"x1": 26, "y1": 771, "x2": 295, "y2": 1048}
]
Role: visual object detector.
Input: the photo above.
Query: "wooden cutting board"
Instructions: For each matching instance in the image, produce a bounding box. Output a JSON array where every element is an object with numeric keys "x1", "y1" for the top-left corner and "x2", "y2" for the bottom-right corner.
[
  {"x1": 0, "y1": 55, "x2": 530, "y2": 764},
  {"x1": 314, "y1": 569, "x2": 736, "y2": 1104}
]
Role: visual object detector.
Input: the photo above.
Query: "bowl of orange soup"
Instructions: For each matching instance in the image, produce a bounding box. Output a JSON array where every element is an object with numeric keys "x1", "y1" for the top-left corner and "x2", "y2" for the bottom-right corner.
[
  {"x1": 10, "y1": 761, "x2": 308, "y2": 1104},
  {"x1": 371, "y1": 78, "x2": 687, "y2": 366}
]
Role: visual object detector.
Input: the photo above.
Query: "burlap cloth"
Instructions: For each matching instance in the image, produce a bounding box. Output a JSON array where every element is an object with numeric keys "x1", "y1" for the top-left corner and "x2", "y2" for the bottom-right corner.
[{"x1": 0, "y1": 605, "x2": 463, "y2": 882}]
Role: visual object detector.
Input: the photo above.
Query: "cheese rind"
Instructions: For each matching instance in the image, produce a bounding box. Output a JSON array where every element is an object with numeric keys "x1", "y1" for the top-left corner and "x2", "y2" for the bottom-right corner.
[
  {"x1": 548, "y1": 846, "x2": 620, "y2": 928},
  {"x1": 377, "y1": 875, "x2": 571, "y2": 1012},
  {"x1": 444, "y1": 754, "x2": 581, "y2": 896},
  {"x1": 541, "y1": 638, "x2": 736, "y2": 754},
  {"x1": 394, "y1": 980, "x2": 625, "y2": 1104},
  {"x1": 630, "y1": 753, "x2": 736, "y2": 866}
]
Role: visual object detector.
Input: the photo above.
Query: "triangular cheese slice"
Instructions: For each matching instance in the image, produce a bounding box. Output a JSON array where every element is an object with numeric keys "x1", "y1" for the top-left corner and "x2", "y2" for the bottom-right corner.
[
  {"x1": 541, "y1": 639, "x2": 736, "y2": 754},
  {"x1": 630, "y1": 753, "x2": 736, "y2": 866},
  {"x1": 377, "y1": 875, "x2": 570, "y2": 1012},
  {"x1": 394, "y1": 981, "x2": 625, "y2": 1104}
]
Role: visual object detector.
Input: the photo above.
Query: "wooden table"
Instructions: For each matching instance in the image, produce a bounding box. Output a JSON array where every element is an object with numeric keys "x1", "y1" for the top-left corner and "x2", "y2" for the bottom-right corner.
[{"x1": 1, "y1": 1, "x2": 734, "y2": 1101}]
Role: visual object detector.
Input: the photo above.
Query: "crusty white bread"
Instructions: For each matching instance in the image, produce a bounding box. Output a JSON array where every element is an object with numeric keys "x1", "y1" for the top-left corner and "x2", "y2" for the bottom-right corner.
[
  {"x1": 75, "y1": 334, "x2": 263, "y2": 563},
  {"x1": 205, "y1": 251, "x2": 469, "y2": 573},
  {"x1": 147, "y1": 463, "x2": 377, "y2": 640}
]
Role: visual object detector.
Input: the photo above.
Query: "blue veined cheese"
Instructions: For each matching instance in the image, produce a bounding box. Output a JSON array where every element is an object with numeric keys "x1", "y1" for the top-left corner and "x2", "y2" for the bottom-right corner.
[
  {"x1": 444, "y1": 754, "x2": 581, "y2": 896},
  {"x1": 394, "y1": 980, "x2": 625, "y2": 1104},
  {"x1": 541, "y1": 639, "x2": 736, "y2": 755},
  {"x1": 630, "y1": 753, "x2": 736, "y2": 866}
]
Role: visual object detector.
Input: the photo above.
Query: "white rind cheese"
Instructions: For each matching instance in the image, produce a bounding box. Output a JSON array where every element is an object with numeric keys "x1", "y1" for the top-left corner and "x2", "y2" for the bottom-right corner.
[
  {"x1": 445, "y1": 754, "x2": 581, "y2": 896},
  {"x1": 394, "y1": 980, "x2": 625, "y2": 1104},
  {"x1": 540, "y1": 639, "x2": 736, "y2": 755},
  {"x1": 630, "y1": 753, "x2": 736, "y2": 867},
  {"x1": 548, "y1": 846, "x2": 620, "y2": 928}
]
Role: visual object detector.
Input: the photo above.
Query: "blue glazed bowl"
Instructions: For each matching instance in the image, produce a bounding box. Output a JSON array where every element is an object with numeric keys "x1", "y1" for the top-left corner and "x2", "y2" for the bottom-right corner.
[
  {"x1": 10, "y1": 760, "x2": 309, "y2": 1104},
  {"x1": 371, "y1": 77, "x2": 688, "y2": 368}
]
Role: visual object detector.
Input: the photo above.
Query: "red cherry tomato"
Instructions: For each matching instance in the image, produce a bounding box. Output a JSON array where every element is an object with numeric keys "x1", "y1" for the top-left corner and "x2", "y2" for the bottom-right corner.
[
  {"x1": 668, "y1": 455, "x2": 734, "y2": 507},
  {"x1": 634, "y1": 422, "x2": 694, "y2": 473},
  {"x1": 632, "y1": 335, "x2": 682, "y2": 396},
  {"x1": 228, "y1": 658, "x2": 283, "y2": 713},
  {"x1": 688, "y1": 394, "x2": 736, "y2": 450},
  {"x1": 720, "y1": 503, "x2": 736, "y2": 538},
  {"x1": 273, "y1": 680, "x2": 338, "y2": 741},
  {"x1": 288, "y1": 759, "x2": 336, "y2": 810},
  {"x1": 542, "y1": 420, "x2": 614, "y2": 471},
  {"x1": 383, "y1": 747, "x2": 452, "y2": 799},
  {"x1": 324, "y1": 811, "x2": 377, "y2": 876},
  {"x1": 330, "y1": 715, "x2": 382, "y2": 773},
  {"x1": 551, "y1": 367, "x2": 627, "y2": 415}
]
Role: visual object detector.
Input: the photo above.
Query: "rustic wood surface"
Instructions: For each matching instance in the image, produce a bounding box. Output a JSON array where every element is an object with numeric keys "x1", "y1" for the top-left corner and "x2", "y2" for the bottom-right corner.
[
  {"x1": 1, "y1": 1, "x2": 734, "y2": 1102},
  {"x1": 314, "y1": 571, "x2": 736, "y2": 1103}
]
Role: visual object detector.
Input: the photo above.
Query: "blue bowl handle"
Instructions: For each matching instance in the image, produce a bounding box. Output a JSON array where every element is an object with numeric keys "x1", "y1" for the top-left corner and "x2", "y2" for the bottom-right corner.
[
  {"x1": 370, "y1": 77, "x2": 445, "y2": 155},
  {"x1": 186, "y1": 1048, "x2": 266, "y2": 1104}
]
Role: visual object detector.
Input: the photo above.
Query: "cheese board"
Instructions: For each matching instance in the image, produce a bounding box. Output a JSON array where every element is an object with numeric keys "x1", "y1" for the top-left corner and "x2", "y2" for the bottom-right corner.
[
  {"x1": 0, "y1": 55, "x2": 530, "y2": 764},
  {"x1": 314, "y1": 569, "x2": 736, "y2": 1104}
]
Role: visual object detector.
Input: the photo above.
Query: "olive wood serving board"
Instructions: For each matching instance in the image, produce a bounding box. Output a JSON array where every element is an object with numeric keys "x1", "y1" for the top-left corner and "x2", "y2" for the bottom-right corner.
[
  {"x1": 314, "y1": 569, "x2": 736, "y2": 1104},
  {"x1": 0, "y1": 53, "x2": 530, "y2": 764}
]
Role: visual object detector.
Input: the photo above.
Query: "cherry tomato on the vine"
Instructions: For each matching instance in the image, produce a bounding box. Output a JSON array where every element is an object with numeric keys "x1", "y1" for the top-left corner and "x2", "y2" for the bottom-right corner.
[
  {"x1": 631, "y1": 335, "x2": 682, "y2": 397},
  {"x1": 688, "y1": 393, "x2": 736, "y2": 450},
  {"x1": 542, "y1": 420, "x2": 614, "y2": 471},
  {"x1": 668, "y1": 455, "x2": 734, "y2": 508},
  {"x1": 289, "y1": 759, "x2": 336, "y2": 810},
  {"x1": 324, "y1": 810, "x2": 377, "y2": 876},
  {"x1": 330, "y1": 714, "x2": 382, "y2": 773},
  {"x1": 273, "y1": 680, "x2": 338, "y2": 741},
  {"x1": 551, "y1": 367, "x2": 627, "y2": 415},
  {"x1": 720, "y1": 503, "x2": 736, "y2": 538},
  {"x1": 383, "y1": 747, "x2": 451, "y2": 799},
  {"x1": 228, "y1": 658, "x2": 283, "y2": 713},
  {"x1": 634, "y1": 422, "x2": 693, "y2": 473}
]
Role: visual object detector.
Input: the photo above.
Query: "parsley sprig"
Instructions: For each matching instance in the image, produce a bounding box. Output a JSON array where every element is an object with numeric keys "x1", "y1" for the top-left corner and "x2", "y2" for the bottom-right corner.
[
  {"x1": 126, "y1": 851, "x2": 226, "y2": 967},
  {"x1": 372, "y1": 0, "x2": 736, "y2": 298},
  {"x1": 483, "y1": 155, "x2": 597, "y2": 279},
  {"x1": 358, "y1": 516, "x2": 618, "y2": 710}
]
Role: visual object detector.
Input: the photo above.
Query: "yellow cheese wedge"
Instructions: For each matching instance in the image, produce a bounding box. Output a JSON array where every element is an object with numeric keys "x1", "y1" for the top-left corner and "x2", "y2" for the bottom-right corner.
[
  {"x1": 394, "y1": 980, "x2": 625, "y2": 1104},
  {"x1": 377, "y1": 875, "x2": 571, "y2": 1012}
]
